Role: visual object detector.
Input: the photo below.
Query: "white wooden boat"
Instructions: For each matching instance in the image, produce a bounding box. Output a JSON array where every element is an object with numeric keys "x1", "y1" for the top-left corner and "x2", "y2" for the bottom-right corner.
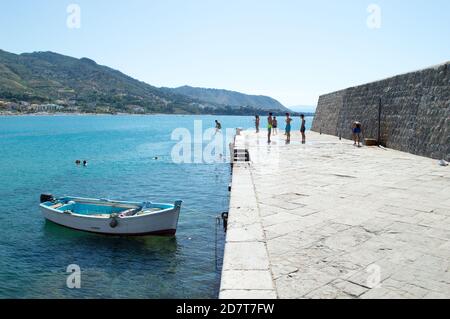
[{"x1": 39, "y1": 194, "x2": 182, "y2": 236}]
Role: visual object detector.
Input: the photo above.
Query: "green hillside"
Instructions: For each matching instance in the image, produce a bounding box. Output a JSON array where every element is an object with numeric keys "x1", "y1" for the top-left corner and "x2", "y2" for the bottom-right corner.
[{"x1": 0, "y1": 49, "x2": 289, "y2": 115}]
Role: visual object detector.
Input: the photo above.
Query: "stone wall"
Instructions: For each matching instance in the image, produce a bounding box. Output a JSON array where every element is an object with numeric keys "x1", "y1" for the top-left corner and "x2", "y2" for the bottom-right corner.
[{"x1": 312, "y1": 62, "x2": 450, "y2": 160}]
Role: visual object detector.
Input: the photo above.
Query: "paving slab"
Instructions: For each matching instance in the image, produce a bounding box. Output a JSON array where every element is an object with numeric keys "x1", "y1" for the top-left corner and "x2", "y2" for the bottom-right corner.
[{"x1": 220, "y1": 130, "x2": 450, "y2": 299}]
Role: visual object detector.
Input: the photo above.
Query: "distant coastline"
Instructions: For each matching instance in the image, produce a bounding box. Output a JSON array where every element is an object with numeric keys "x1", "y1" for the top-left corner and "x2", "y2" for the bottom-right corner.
[
  {"x1": 0, "y1": 111, "x2": 315, "y2": 117},
  {"x1": 0, "y1": 49, "x2": 292, "y2": 116}
]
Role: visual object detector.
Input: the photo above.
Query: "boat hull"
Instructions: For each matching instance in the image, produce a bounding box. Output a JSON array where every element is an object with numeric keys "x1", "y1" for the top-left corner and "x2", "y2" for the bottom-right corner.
[{"x1": 40, "y1": 198, "x2": 181, "y2": 236}]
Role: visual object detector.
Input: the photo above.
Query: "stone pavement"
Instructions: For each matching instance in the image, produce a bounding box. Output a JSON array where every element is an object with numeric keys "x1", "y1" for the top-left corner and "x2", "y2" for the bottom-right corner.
[{"x1": 220, "y1": 130, "x2": 450, "y2": 299}]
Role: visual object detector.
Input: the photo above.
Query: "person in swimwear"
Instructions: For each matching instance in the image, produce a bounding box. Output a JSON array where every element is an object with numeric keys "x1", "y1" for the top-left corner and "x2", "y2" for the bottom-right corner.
[
  {"x1": 300, "y1": 114, "x2": 306, "y2": 144},
  {"x1": 255, "y1": 115, "x2": 260, "y2": 133},
  {"x1": 272, "y1": 117, "x2": 278, "y2": 135},
  {"x1": 267, "y1": 113, "x2": 273, "y2": 144},
  {"x1": 352, "y1": 121, "x2": 363, "y2": 147},
  {"x1": 285, "y1": 113, "x2": 292, "y2": 144},
  {"x1": 215, "y1": 120, "x2": 222, "y2": 135}
]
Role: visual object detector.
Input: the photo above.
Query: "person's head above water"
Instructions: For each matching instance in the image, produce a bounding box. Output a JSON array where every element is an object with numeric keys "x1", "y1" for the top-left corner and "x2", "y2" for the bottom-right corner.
[
  {"x1": 300, "y1": 114, "x2": 305, "y2": 119},
  {"x1": 269, "y1": 113, "x2": 273, "y2": 116}
]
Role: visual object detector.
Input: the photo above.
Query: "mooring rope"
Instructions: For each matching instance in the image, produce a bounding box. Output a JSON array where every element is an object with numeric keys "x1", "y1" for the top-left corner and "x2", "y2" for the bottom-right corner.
[
  {"x1": 182, "y1": 205, "x2": 226, "y2": 272},
  {"x1": 215, "y1": 215, "x2": 221, "y2": 271}
]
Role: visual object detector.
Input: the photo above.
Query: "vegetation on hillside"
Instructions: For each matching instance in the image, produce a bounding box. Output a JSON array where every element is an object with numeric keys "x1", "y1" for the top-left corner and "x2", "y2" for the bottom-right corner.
[{"x1": 0, "y1": 49, "x2": 293, "y2": 116}]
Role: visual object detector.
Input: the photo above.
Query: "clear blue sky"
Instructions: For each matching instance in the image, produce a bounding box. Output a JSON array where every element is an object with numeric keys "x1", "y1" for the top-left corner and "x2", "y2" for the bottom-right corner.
[{"x1": 1, "y1": 0, "x2": 449, "y2": 107}]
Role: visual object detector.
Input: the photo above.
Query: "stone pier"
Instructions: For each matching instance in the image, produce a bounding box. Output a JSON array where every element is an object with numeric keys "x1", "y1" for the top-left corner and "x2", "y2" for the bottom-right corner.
[{"x1": 219, "y1": 130, "x2": 450, "y2": 299}]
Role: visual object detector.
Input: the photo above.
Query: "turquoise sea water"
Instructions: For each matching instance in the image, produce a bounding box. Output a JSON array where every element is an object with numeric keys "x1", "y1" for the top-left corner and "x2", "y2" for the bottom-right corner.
[{"x1": 0, "y1": 115, "x2": 313, "y2": 299}]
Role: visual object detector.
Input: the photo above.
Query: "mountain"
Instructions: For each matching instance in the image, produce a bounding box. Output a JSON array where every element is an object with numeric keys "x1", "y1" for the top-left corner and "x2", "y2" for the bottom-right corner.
[
  {"x1": 289, "y1": 105, "x2": 316, "y2": 114},
  {"x1": 0, "y1": 49, "x2": 204, "y2": 114},
  {"x1": 0, "y1": 49, "x2": 288, "y2": 115},
  {"x1": 163, "y1": 86, "x2": 290, "y2": 112}
]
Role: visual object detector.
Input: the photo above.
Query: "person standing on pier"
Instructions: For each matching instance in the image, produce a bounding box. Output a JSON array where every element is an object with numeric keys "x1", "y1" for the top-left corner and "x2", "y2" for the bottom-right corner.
[
  {"x1": 300, "y1": 114, "x2": 306, "y2": 144},
  {"x1": 285, "y1": 113, "x2": 292, "y2": 144},
  {"x1": 255, "y1": 115, "x2": 260, "y2": 133},
  {"x1": 267, "y1": 113, "x2": 273, "y2": 144},
  {"x1": 272, "y1": 117, "x2": 278, "y2": 135},
  {"x1": 352, "y1": 121, "x2": 363, "y2": 147}
]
